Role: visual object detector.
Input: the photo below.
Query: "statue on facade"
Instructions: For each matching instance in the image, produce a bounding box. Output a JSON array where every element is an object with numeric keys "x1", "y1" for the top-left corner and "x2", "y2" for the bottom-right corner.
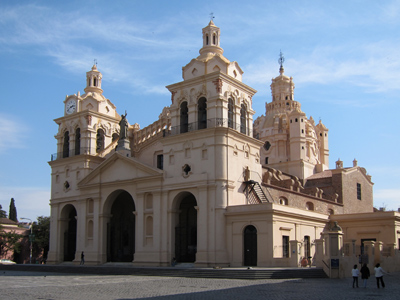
[{"x1": 119, "y1": 112, "x2": 128, "y2": 140}]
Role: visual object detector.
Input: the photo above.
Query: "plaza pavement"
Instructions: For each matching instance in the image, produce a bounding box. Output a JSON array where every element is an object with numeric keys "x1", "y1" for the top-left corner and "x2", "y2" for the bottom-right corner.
[{"x1": 0, "y1": 269, "x2": 399, "y2": 300}]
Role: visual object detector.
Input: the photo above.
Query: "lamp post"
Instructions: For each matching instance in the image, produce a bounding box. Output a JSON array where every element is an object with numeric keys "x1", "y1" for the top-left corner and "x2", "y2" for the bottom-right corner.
[{"x1": 20, "y1": 217, "x2": 33, "y2": 264}]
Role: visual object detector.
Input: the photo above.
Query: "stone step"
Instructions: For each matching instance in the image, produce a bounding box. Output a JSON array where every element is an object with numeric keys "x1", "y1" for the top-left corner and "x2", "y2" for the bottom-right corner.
[{"x1": 0, "y1": 264, "x2": 327, "y2": 280}]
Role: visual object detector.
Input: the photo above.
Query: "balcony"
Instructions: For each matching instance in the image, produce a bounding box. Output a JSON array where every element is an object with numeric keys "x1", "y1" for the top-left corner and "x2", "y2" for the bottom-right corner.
[
  {"x1": 166, "y1": 118, "x2": 254, "y2": 137},
  {"x1": 50, "y1": 147, "x2": 92, "y2": 161}
]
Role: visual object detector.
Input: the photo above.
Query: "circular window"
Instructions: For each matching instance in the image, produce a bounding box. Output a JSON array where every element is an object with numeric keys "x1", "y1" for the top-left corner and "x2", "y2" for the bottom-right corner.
[{"x1": 264, "y1": 141, "x2": 271, "y2": 151}]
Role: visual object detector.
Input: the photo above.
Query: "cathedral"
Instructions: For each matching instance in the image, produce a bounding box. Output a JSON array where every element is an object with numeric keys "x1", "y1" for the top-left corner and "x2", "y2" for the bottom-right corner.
[{"x1": 48, "y1": 21, "x2": 399, "y2": 276}]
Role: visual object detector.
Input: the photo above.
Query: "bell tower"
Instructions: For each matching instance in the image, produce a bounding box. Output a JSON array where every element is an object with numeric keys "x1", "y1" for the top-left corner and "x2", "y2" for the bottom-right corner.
[
  {"x1": 164, "y1": 21, "x2": 262, "y2": 267},
  {"x1": 49, "y1": 64, "x2": 121, "y2": 201}
]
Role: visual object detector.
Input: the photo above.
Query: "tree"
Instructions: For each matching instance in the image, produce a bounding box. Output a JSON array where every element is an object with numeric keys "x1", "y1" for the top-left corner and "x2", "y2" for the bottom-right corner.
[
  {"x1": 0, "y1": 205, "x2": 7, "y2": 218},
  {"x1": 9, "y1": 198, "x2": 17, "y2": 222},
  {"x1": 32, "y1": 216, "x2": 50, "y2": 261},
  {"x1": 0, "y1": 230, "x2": 22, "y2": 259}
]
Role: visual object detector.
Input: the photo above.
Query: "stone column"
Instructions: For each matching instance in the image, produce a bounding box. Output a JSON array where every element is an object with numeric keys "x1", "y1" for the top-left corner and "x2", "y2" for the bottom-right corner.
[
  {"x1": 374, "y1": 241, "x2": 383, "y2": 265},
  {"x1": 314, "y1": 238, "x2": 325, "y2": 267},
  {"x1": 320, "y1": 223, "x2": 344, "y2": 278}
]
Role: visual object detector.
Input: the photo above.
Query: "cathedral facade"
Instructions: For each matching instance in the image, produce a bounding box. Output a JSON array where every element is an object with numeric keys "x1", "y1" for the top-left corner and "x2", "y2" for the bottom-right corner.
[{"x1": 47, "y1": 22, "x2": 399, "y2": 273}]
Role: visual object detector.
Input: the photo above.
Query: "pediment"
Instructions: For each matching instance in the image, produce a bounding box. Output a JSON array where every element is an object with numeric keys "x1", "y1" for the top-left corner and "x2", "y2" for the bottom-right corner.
[{"x1": 78, "y1": 152, "x2": 163, "y2": 188}]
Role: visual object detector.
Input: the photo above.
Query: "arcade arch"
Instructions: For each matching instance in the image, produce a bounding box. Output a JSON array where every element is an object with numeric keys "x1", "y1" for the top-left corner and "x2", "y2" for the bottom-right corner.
[
  {"x1": 104, "y1": 190, "x2": 136, "y2": 262},
  {"x1": 60, "y1": 204, "x2": 77, "y2": 262},
  {"x1": 172, "y1": 192, "x2": 198, "y2": 263}
]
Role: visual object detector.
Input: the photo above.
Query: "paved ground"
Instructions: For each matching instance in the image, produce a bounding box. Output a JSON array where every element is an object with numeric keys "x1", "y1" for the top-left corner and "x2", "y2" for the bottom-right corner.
[{"x1": 0, "y1": 270, "x2": 398, "y2": 300}]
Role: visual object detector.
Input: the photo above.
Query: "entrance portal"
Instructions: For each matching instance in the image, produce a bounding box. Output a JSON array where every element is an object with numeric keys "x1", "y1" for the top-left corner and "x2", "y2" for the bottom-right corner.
[
  {"x1": 243, "y1": 225, "x2": 257, "y2": 266},
  {"x1": 107, "y1": 191, "x2": 135, "y2": 262},
  {"x1": 175, "y1": 194, "x2": 197, "y2": 263},
  {"x1": 63, "y1": 206, "x2": 77, "y2": 261}
]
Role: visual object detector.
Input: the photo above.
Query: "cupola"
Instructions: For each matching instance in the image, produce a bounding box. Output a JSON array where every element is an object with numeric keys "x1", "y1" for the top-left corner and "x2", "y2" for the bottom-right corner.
[
  {"x1": 84, "y1": 64, "x2": 103, "y2": 94},
  {"x1": 198, "y1": 20, "x2": 224, "y2": 58}
]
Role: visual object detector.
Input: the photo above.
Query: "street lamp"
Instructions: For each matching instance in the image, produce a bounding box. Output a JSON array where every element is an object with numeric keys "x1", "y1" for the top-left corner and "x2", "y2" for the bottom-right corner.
[{"x1": 20, "y1": 217, "x2": 33, "y2": 264}]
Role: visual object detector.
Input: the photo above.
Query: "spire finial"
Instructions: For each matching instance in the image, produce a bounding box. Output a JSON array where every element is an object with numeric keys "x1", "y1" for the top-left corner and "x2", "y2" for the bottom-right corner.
[
  {"x1": 278, "y1": 50, "x2": 285, "y2": 74},
  {"x1": 94, "y1": 59, "x2": 97, "y2": 66}
]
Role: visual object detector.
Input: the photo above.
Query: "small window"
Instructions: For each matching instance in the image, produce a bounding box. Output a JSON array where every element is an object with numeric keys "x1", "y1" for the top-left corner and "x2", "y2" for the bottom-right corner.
[
  {"x1": 265, "y1": 157, "x2": 269, "y2": 165},
  {"x1": 264, "y1": 141, "x2": 271, "y2": 151},
  {"x1": 306, "y1": 202, "x2": 314, "y2": 211},
  {"x1": 357, "y1": 183, "x2": 362, "y2": 200},
  {"x1": 283, "y1": 236, "x2": 289, "y2": 258},
  {"x1": 295, "y1": 118, "x2": 298, "y2": 122},
  {"x1": 301, "y1": 129, "x2": 304, "y2": 134},
  {"x1": 304, "y1": 236, "x2": 310, "y2": 259},
  {"x1": 157, "y1": 154, "x2": 164, "y2": 170},
  {"x1": 279, "y1": 197, "x2": 288, "y2": 205}
]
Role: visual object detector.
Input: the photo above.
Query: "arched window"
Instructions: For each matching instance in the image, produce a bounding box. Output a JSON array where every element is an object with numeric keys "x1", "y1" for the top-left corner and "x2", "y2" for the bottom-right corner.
[
  {"x1": 306, "y1": 202, "x2": 314, "y2": 211},
  {"x1": 180, "y1": 101, "x2": 188, "y2": 133},
  {"x1": 198, "y1": 97, "x2": 207, "y2": 130},
  {"x1": 112, "y1": 133, "x2": 119, "y2": 142},
  {"x1": 93, "y1": 77, "x2": 97, "y2": 86},
  {"x1": 63, "y1": 131, "x2": 70, "y2": 158},
  {"x1": 206, "y1": 34, "x2": 209, "y2": 45},
  {"x1": 213, "y1": 34, "x2": 216, "y2": 45},
  {"x1": 228, "y1": 98, "x2": 234, "y2": 129},
  {"x1": 96, "y1": 129, "x2": 105, "y2": 153},
  {"x1": 75, "y1": 128, "x2": 81, "y2": 155},
  {"x1": 279, "y1": 197, "x2": 288, "y2": 205},
  {"x1": 240, "y1": 103, "x2": 247, "y2": 134}
]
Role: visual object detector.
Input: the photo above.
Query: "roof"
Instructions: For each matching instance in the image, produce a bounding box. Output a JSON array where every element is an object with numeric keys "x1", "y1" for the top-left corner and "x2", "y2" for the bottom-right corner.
[
  {"x1": 306, "y1": 170, "x2": 333, "y2": 180},
  {"x1": 0, "y1": 218, "x2": 18, "y2": 225}
]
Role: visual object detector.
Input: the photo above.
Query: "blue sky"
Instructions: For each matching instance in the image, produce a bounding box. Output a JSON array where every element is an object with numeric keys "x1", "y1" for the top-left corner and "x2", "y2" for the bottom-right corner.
[{"x1": 0, "y1": 0, "x2": 399, "y2": 221}]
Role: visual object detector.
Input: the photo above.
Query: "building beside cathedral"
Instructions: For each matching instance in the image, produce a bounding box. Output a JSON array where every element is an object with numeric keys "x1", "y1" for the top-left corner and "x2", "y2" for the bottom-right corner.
[{"x1": 48, "y1": 21, "x2": 400, "y2": 276}]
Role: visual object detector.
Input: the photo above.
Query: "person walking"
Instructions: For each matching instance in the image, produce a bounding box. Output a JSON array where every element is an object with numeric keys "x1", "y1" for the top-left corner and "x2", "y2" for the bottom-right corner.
[
  {"x1": 360, "y1": 263, "x2": 370, "y2": 288},
  {"x1": 351, "y1": 264, "x2": 360, "y2": 288},
  {"x1": 374, "y1": 263, "x2": 387, "y2": 288},
  {"x1": 80, "y1": 251, "x2": 85, "y2": 265}
]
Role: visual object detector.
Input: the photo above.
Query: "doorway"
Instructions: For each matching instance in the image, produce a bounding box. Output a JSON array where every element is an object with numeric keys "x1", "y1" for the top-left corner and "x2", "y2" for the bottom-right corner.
[
  {"x1": 244, "y1": 225, "x2": 257, "y2": 266},
  {"x1": 175, "y1": 194, "x2": 197, "y2": 263}
]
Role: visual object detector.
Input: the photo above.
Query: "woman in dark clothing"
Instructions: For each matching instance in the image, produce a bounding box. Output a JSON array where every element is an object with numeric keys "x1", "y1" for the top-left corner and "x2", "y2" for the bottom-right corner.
[{"x1": 360, "y1": 263, "x2": 370, "y2": 288}]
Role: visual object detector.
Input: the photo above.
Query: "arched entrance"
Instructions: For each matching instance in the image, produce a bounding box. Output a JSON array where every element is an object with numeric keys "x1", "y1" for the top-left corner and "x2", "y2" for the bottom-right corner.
[
  {"x1": 243, "y1": 225, "x2": 257, "y2": 266},
  {"x1": 62, "y1": 205, "x2": 77, "y2": 261},
  {"x1": 175, "y1": 193, "x2": 197, "y2": 263},
  {"x1": 107, "y1": 191, "x2": 135, "y2": 262}
]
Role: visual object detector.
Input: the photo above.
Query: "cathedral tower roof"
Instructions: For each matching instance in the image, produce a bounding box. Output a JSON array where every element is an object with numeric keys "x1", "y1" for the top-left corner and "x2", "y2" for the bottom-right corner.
[
  {"x1": 84, "y1": 63, "x2": 103, "y2": 95},
  {"x1": 181, "y1": 21, "x2": 243, "y2": 81}
]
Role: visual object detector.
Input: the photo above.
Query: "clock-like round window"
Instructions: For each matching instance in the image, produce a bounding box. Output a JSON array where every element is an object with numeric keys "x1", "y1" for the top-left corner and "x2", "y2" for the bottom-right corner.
[{"x1": 264, "y1": 141, "x2": 271, "y2": 151}]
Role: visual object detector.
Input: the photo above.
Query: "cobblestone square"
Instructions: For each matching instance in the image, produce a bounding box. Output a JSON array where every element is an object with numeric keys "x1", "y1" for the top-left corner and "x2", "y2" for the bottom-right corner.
[{"x1": 1, "y1": 270, "x2": 399, "y2": 300}]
